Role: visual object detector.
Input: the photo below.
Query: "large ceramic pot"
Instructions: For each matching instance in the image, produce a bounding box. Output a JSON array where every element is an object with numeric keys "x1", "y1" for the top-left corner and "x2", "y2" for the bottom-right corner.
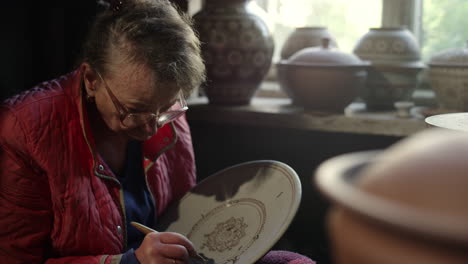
[
  {"x1": 428, "y1": 42, "x2": 468, "y2": 111},
  {"x1": 280, "y1": 27, "x2": 338, "y2": 60},
  {"x1": 193, "y1": 0, "x2": 274, "y2": 105},
  {"x1": 353, "y1": 27, "x2": 425, "y2": 110},
  {"x1": 277, "y1": 39, "x2": 368, "y2": 112},
  {"x1": 315, "y1": 129, "x2": 468, "y2": 264}
]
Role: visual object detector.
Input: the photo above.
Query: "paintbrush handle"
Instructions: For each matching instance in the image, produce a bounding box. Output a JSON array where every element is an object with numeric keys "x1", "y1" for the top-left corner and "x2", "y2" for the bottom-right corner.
[{"x1": 131, "y1": 221, "x2": 158, "y2": 234}]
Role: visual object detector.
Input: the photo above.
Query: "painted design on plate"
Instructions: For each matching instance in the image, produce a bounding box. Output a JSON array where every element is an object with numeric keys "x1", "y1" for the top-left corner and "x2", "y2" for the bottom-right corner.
[
  {"x1": 187, "y1": 198, "x2": 266, "y2": 264},
  {"x1": 202, "y1": 216, "x2": 248, "y2": 252}
]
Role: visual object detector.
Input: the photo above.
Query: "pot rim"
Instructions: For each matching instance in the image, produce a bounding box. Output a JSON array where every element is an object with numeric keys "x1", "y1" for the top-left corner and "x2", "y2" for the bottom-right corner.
[
  {"x1": 428, "y1": 62, "x2": 468, "y2": 68},
  {"x1": 295, "y1": 26, "x2": 327, "y2": 30},
  {"x1": 368, "y1": 61, "x2": 426, "y2": 69},
  {"x1": 315, "y1": 150, "x2": 468, "y2": 248},
  {"x1": 369, "y1": 26, "x2": 408, "y2": 31}
]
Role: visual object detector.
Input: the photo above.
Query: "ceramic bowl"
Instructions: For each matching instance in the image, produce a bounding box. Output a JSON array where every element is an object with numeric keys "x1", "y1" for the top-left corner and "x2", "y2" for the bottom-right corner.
[
  {"x1": 280, "y1": 27, "x2": 338, "y2": 60},
  {"x1": 353, "y1": 27, "x2": 423, "y2": 67},
  {"x1": 315, "y1": 129, "x2": 468, "y2": 264},
  {"x1": 429, "y1": 42, "x2": 468, "y2": 111},
  {"x1": 277, "y1": 39, "x2": 368, "y2": 112}
]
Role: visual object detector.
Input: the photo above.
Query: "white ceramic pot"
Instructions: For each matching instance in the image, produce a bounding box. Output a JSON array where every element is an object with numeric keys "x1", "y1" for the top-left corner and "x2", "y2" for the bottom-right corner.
[{"x1": 429, "y1": 42, "x2": 468, "y2": 111}]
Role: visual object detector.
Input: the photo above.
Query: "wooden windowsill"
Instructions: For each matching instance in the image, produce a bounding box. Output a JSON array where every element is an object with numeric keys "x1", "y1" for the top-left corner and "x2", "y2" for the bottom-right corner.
[{"x1": 187, "y1": 97, "x2": 428, "y2": 137}]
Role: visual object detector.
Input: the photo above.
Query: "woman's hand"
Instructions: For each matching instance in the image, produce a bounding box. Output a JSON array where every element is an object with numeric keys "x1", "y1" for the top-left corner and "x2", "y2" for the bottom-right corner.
[{"x1": 134, "y1": 231, "x2": 197, "y2": 264}]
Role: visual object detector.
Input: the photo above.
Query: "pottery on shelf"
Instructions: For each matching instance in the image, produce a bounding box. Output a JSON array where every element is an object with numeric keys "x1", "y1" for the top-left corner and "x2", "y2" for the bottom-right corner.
[
  {"x1": 277, "y1": 38, "x2": 368, "y2": 112},
  {"x1": 428, "y1": 42, "x2": 468, "y2": 111},
  {"x1": 280, "y1": 27, "x2": 338, "y2": 60},
  {"x1": 353, "y1": 27, "x2": 425, "y2": 110},
  {"x1": 193, "y1": 0, "x2": 274, "y2": 105}
]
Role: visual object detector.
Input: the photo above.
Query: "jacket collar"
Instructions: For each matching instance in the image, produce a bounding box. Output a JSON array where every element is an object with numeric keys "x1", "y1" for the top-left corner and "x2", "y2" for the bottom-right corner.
[{"x1": 70, "y1": 68, "x2": 178, "y2": 178}]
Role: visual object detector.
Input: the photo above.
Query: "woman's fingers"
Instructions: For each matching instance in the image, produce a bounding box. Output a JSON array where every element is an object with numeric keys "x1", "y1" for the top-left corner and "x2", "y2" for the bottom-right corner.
[
  {"x1": 159, "y1": 243, "x2": 190, "y2": 262},
  {"x1": 135, "y1": 231, "x2": 197, "y2": 264},
  {"x1": 159, "y1": 232, "x2": 197, "y2": 255}
]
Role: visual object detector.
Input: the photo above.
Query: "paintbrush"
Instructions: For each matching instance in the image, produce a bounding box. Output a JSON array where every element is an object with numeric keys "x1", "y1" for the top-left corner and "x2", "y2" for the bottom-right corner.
[{"x1": 130, "y1": 221, "x2": 210, "y2": 263}]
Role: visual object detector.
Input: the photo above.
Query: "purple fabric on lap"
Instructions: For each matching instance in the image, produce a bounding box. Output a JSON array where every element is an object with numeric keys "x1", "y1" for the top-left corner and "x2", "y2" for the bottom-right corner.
[{"x1": 256, "y1": 250, "x2": 316, "y2": 264}]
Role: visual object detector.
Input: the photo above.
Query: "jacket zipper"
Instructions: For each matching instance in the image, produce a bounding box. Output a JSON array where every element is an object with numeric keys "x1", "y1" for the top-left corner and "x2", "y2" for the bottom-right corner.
[
  {"x1": 144, "y1": 122, "x2": 178, "y2": 225},
  {"x1": 79, "y1": 83, "x2": 128, "y2": 249},
  {"x1": 144, "y1": 168, "x2": 157, "y2": 227},
  {"x1": 118, "y1": 187, "x2": 128, "y2": 248},
  {"x1": 93, "y1": 169, "x2": 128, "y2": 249}
]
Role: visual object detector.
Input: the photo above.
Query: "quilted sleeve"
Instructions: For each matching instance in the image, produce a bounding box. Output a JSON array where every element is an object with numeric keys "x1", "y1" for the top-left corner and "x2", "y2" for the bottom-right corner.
[
  {"x1": 0, "y1": 105, "x2": 54, "y2": 263},
  {"x1": 0, "y1": 106, "x2": 122, "y2": 264}
]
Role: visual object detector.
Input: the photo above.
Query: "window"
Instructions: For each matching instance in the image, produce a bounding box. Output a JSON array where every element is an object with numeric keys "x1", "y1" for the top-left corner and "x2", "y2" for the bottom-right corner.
[
  {"x1": 422, "y1": 0, "x2": 468, "y2": 60},
  {"x1": 252, "y1": 0, "x2": 468, "y2": 62},
  {"x1": 254, "y1": 0, "x2": 382, "y2": 61}
]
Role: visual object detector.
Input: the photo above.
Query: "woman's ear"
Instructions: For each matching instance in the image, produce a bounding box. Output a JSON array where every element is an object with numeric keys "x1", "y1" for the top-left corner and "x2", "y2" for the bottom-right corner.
[{"x1": 81, "y1": 62, "x2": 99, "y2": 97}]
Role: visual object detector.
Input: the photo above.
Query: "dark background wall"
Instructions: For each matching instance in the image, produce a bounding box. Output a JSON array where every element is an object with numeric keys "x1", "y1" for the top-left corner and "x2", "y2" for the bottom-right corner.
[
  {"x1": 1, "y1": 5, "x2": 94, "y2": 100},
  {"x1": 0, "y1": 1, "x2": 188, "y2": 101}
]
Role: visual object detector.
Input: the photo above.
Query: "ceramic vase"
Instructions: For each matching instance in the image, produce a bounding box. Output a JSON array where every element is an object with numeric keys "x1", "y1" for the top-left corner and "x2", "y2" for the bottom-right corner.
[
  {"x1": 193, "y1": 0, "x2": 274, "y2": 105},
  {"x1": 280, "y1": 27, "x2": 338, "y2": 60},
  {"x1": 353, "y1": 27, "x2": 425, "y2": 110}
]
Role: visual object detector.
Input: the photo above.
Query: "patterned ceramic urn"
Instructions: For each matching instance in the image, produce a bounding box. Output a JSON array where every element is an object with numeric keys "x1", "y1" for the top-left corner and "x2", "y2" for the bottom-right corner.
[
  {"x1": 193, "y1": 0, "x2": 274, "y2": 105},
  {"x1": 353, "y1": 27, "x2": 425, "y2": 110}
]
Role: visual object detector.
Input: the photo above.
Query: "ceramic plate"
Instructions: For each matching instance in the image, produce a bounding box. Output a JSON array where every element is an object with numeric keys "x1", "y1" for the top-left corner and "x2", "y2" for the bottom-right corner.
[
  {"x1": 157, "y1": 160, "x2": 301, "y2": 264},
  {"x1": 425, "y1": 112, "x2": 468, "y2": 131}
]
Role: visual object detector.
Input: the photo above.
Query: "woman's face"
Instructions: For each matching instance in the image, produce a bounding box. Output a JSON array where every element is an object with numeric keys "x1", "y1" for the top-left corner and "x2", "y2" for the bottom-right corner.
[{"x1": 84, "y1": 62, "x2": 180, "y2": 141}]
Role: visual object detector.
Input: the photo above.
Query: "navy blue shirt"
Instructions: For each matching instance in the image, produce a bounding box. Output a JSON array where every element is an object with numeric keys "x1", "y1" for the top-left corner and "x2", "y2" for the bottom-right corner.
[{"x1": 119, "y1": 141, "x2": 156, "y2": 264}]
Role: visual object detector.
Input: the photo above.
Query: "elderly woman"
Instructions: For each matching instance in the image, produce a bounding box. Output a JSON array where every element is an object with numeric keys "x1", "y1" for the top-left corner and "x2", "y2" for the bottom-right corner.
[{"x1": 0, "y1": 1, "x2": 315, "y2": 264}]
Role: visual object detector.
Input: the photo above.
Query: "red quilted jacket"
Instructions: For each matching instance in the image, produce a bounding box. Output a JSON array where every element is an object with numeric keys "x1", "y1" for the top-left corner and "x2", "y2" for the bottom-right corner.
[{"x1": 0, "y1": 69, "x2": 197, "y2": 264}]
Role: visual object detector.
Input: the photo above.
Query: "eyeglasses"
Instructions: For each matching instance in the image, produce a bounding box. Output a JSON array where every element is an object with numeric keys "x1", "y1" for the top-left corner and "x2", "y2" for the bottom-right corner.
[{"x1": 96, "y1": 71, "x2": 188, "y2": 129}]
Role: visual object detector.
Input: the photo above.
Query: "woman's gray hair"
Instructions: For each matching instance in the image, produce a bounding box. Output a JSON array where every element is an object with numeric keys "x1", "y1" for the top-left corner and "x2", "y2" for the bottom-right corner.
[{"x1": 80, "y1": 0, "x2": 205, "y2": 97}]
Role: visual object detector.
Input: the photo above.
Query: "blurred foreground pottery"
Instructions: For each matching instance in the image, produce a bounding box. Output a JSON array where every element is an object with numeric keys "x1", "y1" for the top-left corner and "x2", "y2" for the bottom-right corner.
[
  {"x1": 277, "y1": 39, "x2": 368, "y2": 112},
  {"x1": 193, "y1": 0, "x2": 274, "y2": 105},
  {"x1": 280, "y1": 27, "x2": 338, "y2": 60},
  {"x1": 429, "y1": 42, "x2": 468, "y2": 111},
  {"x1": 353, "y1": 27, "x2": 425, "y2": 110},
  {"x1": 315, "y1": 129, "x2": 468, "y2": 264}
]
